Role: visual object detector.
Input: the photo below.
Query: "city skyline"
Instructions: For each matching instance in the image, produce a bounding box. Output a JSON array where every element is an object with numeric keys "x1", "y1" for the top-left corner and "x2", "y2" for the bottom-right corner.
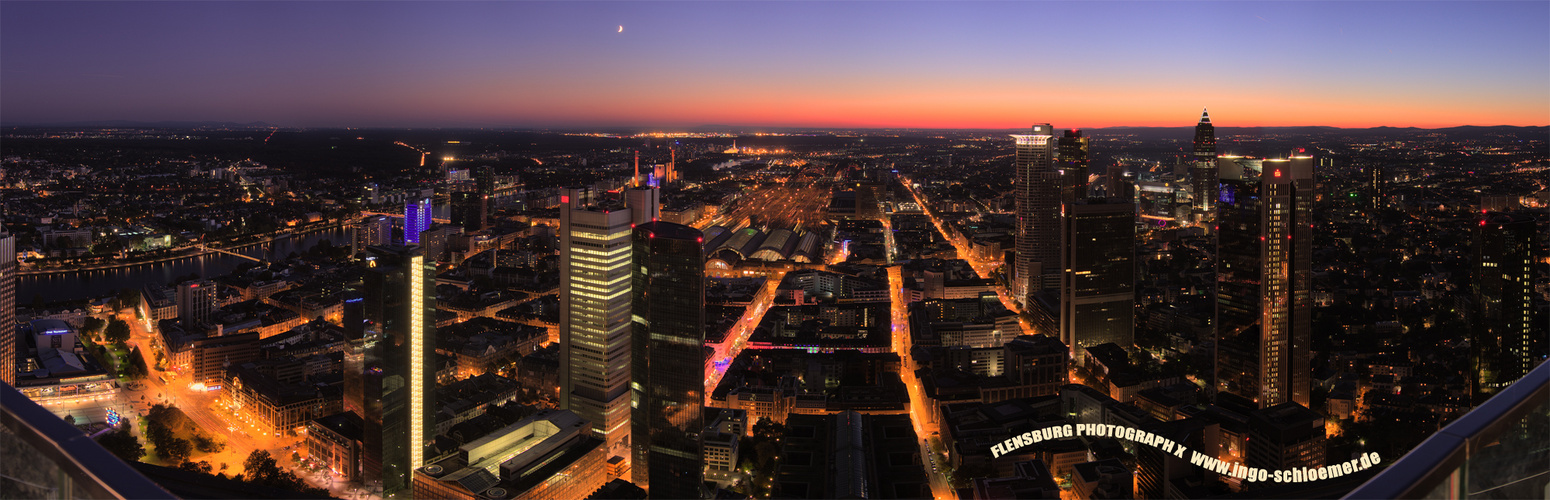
[
  {"x1": 3, "y1": 1, "x2": 1547, "y2": 129},
  {"x1": 0, "y1": 1, "x2": 1546, "y2": 498}
]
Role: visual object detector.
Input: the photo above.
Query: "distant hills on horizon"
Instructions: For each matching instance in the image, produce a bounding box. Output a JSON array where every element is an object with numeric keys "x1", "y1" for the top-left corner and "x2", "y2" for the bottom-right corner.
[{"x1": 4, "y1": 120, "x2": 1545, "y2": 137}]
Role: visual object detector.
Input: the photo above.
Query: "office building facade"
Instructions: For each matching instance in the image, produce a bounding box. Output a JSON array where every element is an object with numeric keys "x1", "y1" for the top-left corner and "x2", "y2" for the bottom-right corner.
[
  {"x1": 0, "y1": 232, "x2": 14, "y2": 386},
  {"x1": 353, "y1": 245, "x2": 437, "y2": 498},
  {"x1": 625, "y1": 185, "x2": 661, "y2": 227},
  {"x1": 1246, "y1": 402, "x2": 1327, "y2": 470},
  {"x1": 1013, "y1": 124, "x2": 1062, "y2": 303},
  {"x1": 450, "y1": 191, "x2": 487, "y2": 233},
  {"x1": 1215, "y1": 155, "x2": 1314, "y2": 409},
  {"x1": 558, "y1": 188, "x2": 635, "y2": 464},
  {"x1": 1058, "y1": 129, "x2": 1090, "y2": 204},
  {"x1": 1191, "y1": 109, "x2": 1217, "y2": 215},
  {"x1": 1060, "y1": 200, "x2": 1136, "y2": 365},
  {"x1": 354, "y1": 215, "x2": 393, "y2": 256},
  {"x1": 404, "y1": 199, "x2": 433, "y2": 245},
  {"x1": 629, "y1": 221, "x2": 706, "y2": 498},
  {"x1": 1472, "y1": 212, "x2": 1542, "y2": 402},
  {"x1": 175, "y1": 280, "x2": 216, "y2": 327}
]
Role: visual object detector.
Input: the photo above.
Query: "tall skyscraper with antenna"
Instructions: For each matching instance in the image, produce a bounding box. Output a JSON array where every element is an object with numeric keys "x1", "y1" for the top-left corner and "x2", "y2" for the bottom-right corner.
[{"x1": 1192, "y1": 109, "x2": 1217, "y2": 217}]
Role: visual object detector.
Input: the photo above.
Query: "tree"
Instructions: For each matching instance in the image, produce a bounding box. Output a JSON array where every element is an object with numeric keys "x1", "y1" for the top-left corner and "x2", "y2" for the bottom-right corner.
[
  {"x1": 194, "y1": 434, "x2": 225, "y2": 453},
  {"x1": 82, "y1": 317, "x2": 107, "y2": 339},
  {"x1": 125, "y1": 346, "x2": 149, "y2": 380},
  {"x1": 178, "y1": 461, "x2": 214, "y2": 474},
  {"x1": 243, "y1": 450, "x2": 281, "y2": 485},
  {"x1": 115, "y1": 288, "x2": 142, "y2": 311},
  {"x1": 105, "y1": 318, "x2": 132, "y2": 344},
  {"x1": 96, "y1": 429, "x2": 146, "y2": 463},
  {"x1": 242, "y1": 450, "x2": 327, "y2": 495},
  {"x1": 160, "y1": 437, "x2": 193, "y2": 464}
]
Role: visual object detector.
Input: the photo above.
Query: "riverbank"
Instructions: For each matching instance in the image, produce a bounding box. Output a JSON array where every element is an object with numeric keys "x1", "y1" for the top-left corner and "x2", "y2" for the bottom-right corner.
[{"x1": 19, "y1": 220, "x2": 352, "y2": 277}]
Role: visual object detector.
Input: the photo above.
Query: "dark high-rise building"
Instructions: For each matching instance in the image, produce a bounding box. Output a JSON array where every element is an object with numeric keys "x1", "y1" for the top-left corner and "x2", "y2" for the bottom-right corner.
[
  {"x1": 1058, "y1": 129, "x2": 1090, "y2": 203},
  {"x1": 1370, "y1": 163, "x2": 1386, "y2": 212},
  {"x1": 1215, "y1": 155, "x2": 1314, "y2": 409},
  {"x1": 1060, "y1": 200, "x2": 1136, "y2": 364},
  {"x1": 1246, "y1": 402, "x2": 1327, "y2": 471},
  {"x1": 475, "y1": 165, "x2": 496, "y2": 197},
  {"x1": 449, "y1": 190, "x2": 486, "y2": 232},
  {"x1": 175, "y1": 280, "x2": 215, "y2": 327},
  {"x1": 629, "y1": 222, "x2": 705, "y2": 498},
  {"x1": 1003, "y1": 334, "x2": 1070, "y2": 396},
  {"x1": 352, "y1": 245, "x2": 436, "y2": 498},
  {"x1": 0, "y1": 231, "x2": 14, "y2": 386},
  {"x1": 1191, "y1": 110, "x2": 1217, "y2": 215},
  {"x1": 1014, "y1": 124, "x2": 1062, "y2": 303},
  {"x1": 1471, "y1": 212, "x2": 1542, "y2": 402}
]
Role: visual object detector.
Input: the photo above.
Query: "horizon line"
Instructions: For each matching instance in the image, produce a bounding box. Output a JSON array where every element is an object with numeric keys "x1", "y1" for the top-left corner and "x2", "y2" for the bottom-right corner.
[{"x1": 4, "y1": 121, "x2": 1547, "y2": 132}]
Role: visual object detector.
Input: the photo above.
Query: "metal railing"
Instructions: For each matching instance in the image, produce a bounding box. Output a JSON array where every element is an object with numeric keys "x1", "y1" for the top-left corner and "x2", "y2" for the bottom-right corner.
[
  {"x1": 1, "y1": 381, "x2": 177, "y2": 499},
  {"x1": 1344, "y1": 359, "x2": 1549, "y2": 499}
]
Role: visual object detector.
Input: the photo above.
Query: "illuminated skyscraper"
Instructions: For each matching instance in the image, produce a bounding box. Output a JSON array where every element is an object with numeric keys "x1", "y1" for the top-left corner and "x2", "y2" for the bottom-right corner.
[
  {"x1": 0, "y1": 231, "x2": 14, "y2": 386},
  {"x1": 354, "y1": 215, "x2": 393, "y2": 256},
  {"x1": 629, "y1": 221, "x2": 705, "y2": 498},
  {"x1": 1060, "y1": 200, "x2": 1135, "y2": 364},
  {"x1": 354, "y1": 245, "x2": 436, "y2": 498},
  {"x1": 1014, "y1": 124, "x2": 1062, "y2": 303},
  {"x1": 1191, "y1": 110, "x2": 1217, "y2": 215},
  {"x1": 1215, "y1": 155, "x2": 1314, "y2": 409},
  {"x1": 559, "y1": 187, "x2": 635, "y2": 466},
  {"x1": 1370, "y1": 163, "x2": 1386, "y2": 212},
  {"x1": 404, "y1": 198, "x2": 433, "y2": 245},
  {"x1": 1471, "y1": 212, "x2": 1542, "y2": 402},
  {"x1": 1058, "y1": 129, "x2": 1090, "y2": 204}
]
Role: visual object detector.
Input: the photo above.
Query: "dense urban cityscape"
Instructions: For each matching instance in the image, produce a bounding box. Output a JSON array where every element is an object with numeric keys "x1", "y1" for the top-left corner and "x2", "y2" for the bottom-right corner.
[
  {"x1": 2, "y1": 2, "x2": 1547, "y2": 500},
  {"x1": 1, "y1": 115, "x2": 1545, "y2": 499}
]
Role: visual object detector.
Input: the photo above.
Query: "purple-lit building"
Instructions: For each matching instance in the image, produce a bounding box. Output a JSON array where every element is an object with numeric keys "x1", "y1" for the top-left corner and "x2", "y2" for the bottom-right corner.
[{"x1": 404, "y1": 198, "x2": 433, "y2": 245}]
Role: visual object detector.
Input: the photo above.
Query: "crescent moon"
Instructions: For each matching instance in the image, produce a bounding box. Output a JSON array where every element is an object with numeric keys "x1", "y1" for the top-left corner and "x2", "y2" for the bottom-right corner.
[{"x1": 618, "y1": 25, "x2": 624, "y2": 33}]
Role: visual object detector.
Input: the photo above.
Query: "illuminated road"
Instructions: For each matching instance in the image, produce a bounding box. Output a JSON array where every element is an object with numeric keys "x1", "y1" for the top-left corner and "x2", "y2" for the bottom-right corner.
[
  {"x1": 360, "y1": 210, "x2": 451, "y2": 224},
  {"x1": 889, "y1": 265, "x2": 953, "y2": 499},
  {"x1": 705, "y1": 271, "x2": 786, "y2": 398},
  {"x1": 116, "y1": 309, "x2": 306, "y2": 478},
  {"x1": 899, "y1": 176, "x2": 1037, "y2": 336}
]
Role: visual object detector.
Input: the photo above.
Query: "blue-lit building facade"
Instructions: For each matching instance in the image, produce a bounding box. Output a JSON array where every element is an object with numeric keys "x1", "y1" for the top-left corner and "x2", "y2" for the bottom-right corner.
[{"x1": 404, "y1": 199, "x2": 433, "y2": 245}]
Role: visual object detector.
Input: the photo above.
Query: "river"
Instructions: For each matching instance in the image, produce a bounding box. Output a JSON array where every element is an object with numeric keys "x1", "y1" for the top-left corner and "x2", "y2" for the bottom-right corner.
[{"x1": 18, "y1": 226, "x2": 354, "y2": 304}]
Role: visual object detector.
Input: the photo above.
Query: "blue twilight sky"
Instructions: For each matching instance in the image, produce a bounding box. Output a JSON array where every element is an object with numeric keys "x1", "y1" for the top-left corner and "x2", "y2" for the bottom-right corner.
[{"x1": 2, "y1": 1, "x2": 1545, "y2": 129}]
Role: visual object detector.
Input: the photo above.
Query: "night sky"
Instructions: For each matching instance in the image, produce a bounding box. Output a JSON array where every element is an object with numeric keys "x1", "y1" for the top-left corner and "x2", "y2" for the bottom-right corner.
[{"x1": 2, "y1": 1, "x2": 1545, "y2": 129}]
